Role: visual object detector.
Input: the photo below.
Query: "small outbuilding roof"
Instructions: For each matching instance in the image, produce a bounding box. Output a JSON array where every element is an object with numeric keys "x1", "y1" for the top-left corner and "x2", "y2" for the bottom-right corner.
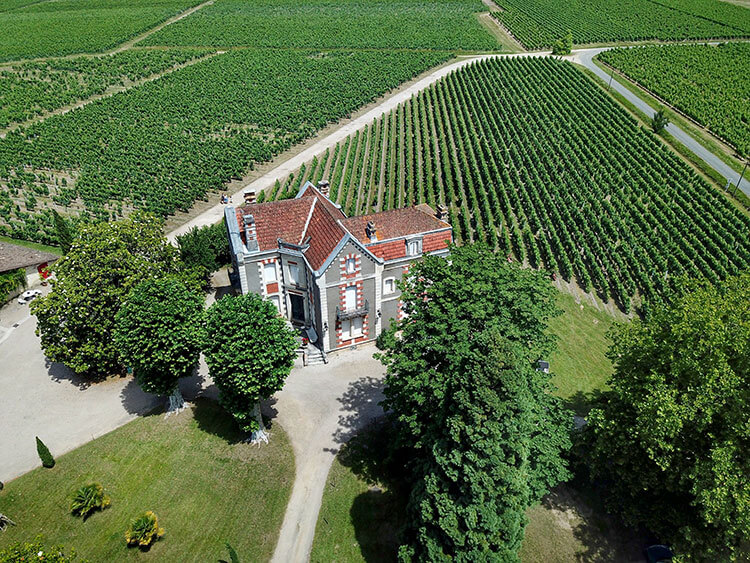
[{"x1": 0, "y1": 241, "x2": 59, "y2": 273}]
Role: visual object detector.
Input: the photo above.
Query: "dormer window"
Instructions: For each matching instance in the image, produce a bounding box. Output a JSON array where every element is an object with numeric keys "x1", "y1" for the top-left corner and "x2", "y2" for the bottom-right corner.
[{"x1": 406, "y1": 238, "x2": 422, "y2": 256}]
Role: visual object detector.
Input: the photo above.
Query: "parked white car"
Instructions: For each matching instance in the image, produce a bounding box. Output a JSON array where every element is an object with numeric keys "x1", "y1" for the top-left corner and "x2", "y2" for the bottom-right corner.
[{"x1": 17, "y1": 289, "x2": 42, "y2": 305}]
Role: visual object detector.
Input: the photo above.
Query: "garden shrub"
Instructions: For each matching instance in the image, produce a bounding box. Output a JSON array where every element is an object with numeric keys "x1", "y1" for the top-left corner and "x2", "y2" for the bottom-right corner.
[
  {"x1": 35, "y1": 436, "x2": 55, "y2": 468},
  {"x1": 0, "y1": 269, "x2": 26, "y2": 302},
  {"x1": 125, "y1": 511, "x2": 164, "y2": 548},
  {"x1": 70, "y1": 483, "x2": 111, "y2": 519},
  {"x1": 0, "y1": 537, "x2": 79, "y2": 562}
]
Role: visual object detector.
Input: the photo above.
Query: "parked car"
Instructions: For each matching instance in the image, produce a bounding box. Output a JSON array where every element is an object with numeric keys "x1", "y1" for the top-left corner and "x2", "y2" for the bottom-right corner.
[
  {"x1": 17, "y1": 289, "x2": 42, "y2": 305},
  {"x1": 646, "y1": 545, "x2": 674, "y2": 563}
]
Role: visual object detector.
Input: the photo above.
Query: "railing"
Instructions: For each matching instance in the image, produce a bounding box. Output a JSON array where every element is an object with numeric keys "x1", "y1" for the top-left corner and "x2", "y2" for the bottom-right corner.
[{"x1": 336, "y1": 299, "x2": 369, "y2": 321}]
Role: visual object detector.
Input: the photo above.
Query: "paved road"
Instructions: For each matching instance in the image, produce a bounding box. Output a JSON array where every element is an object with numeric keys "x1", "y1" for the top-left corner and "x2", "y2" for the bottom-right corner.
[{"x1": 573, "y1": 48, "x2": 748, "y2": 198}]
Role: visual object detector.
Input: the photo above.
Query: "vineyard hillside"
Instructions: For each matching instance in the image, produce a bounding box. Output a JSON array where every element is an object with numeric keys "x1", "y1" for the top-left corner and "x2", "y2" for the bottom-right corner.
[
  {"x1": 599, "y1": 42, "x2": 750, "y2": 156},
  {"x1": 265, "y1": 57, "x2": 750, "y2": 312},
  {"x1": 492, "y1": 0, "x2": 750, "y2": 49},
  {"x1": 142, "y1": 0, "x2": 497, "y2": 50},
  {"x1": 0, "y1": 0, "x2": 204, "y2": 61}
]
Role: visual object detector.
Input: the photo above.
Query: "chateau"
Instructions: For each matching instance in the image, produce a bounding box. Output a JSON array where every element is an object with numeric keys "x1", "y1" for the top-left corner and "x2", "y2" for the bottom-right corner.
[{"x1": 225, "y1": 181, "x2": 453, "y2": 354}]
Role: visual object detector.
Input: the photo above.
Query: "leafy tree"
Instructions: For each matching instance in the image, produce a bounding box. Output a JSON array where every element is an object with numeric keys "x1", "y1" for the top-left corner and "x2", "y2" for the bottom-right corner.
[
  {"x1": 204, "y1": 294, "x2": 297, "y2": 444},
  {"x1": 31, "y1": 212, "x2": 181, "y2": 379},
  {"x1": 52, "y1": 209, "x2": 74, "y2": 254},
  {"x1": 114, "y1": 277, "x2": 205, "y2": 413},
  {"x1": 580, "y1": 273, "x2": 750, "y2": 561},
  {"x1": 36, "y1": 436, "x2": 55, "y2": 468},
  {"x1": 552, "y1": 30, "x2": 573, "y2": 55},
  {"x1": 651, "y1": 107, "x2": 670, "y2": 134},
  {"x1": 378, "y1": 244, "x2": 571, "y2": 561},
  {"x1": 176, "y1": 220, "x2": 231, "y2": 284}
]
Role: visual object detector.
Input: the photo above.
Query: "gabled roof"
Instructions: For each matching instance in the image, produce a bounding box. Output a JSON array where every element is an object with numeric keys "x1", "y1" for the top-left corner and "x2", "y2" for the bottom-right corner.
[
  {"x1": 231, "y1": 181, "x2": 451, "y2": 274},
  {"x1": 340, "y1": 203, "x2": 450, "y2": 243},
  {"x1": 0, "y1": 241, "x2": 59, "y2": 273}
]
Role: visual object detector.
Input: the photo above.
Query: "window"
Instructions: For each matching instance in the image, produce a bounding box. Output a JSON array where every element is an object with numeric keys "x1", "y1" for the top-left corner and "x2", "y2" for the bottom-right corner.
[
  {"x1": 345, "y1": 285, "x2": 357, "y2": 311},
  {"x1": 406, "y1": 238, "x2": 422, "y2": 256},
  {"x1": 383, "y1": 277, "x2": 395, "y2": 295},
  {"x1": 269, "y1": 295, "x2": 281, "y2": 313},
  {"x1": 346, "y1": 257, "x2": 356, "y2": 274},
  {"x1": 289, "y1": 263, "x2": 301, "y2": 286},
  {"x1": 263, "y1": 262, "x2": 277, "y2": 283},
  {"x1": 341, "y1": 317, "x2": 363, "y2": 340}
]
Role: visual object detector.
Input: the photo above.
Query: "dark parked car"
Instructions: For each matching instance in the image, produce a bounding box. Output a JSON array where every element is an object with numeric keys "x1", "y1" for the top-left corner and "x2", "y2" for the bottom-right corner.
[{"x1": 646, "y1": 544, "x2": 674, "y2": 563}]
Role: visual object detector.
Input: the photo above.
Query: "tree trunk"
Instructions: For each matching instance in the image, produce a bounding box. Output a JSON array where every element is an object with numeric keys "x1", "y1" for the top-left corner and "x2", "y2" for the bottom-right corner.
[
  {"x1": 165, "y1": 387, "x2": 185, "y2": 417},
  {"x1": 248, "y1": 401, "x2": 269, "y2": 445}
]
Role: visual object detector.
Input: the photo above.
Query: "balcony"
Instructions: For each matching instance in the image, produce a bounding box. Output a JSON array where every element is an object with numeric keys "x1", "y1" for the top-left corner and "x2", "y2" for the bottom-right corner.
[{"x1": 336, "y1": 299, "x2": 369, "y2": 321}]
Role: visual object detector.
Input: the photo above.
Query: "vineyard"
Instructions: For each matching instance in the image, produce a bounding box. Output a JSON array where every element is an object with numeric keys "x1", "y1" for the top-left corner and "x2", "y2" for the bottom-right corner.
[
  {"x1": 0, "y1": 48, "x2": 214, "y2": 129},
  {"x1": 264, "y1": 57, "x2": 750, "y2": 311},
  {"x1": 599, "y1": 43, "x2": 750, "y2": 156},
  {"x1": 0, "y1": 49, "x2": 450, "y2": 242},
  {"x1": 491, "y1": 0, "x2": 750, "y2": 50},
  {"x1": 0, "y1": 0, "x2": 202, "y2": 61},
  {"x1": 142, "y1": 0, "x2": 497, "y2": 51}
]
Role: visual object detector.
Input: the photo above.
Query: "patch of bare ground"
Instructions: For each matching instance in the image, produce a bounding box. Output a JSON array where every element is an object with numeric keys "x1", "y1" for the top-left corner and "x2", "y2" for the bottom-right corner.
[
  {"x1": 553, "y1": 274, "x2": 633, "y2": 321},
  {"x1": 477, "y1": 0, "x2": 527, "y2": 53}
]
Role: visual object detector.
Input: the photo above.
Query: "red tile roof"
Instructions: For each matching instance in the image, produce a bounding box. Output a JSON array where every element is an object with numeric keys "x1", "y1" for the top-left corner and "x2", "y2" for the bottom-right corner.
[
  {"x1": 340, "y1": 204, "x2": 450, "y2": 243},
  {"x1": 234, "y1": 184, "x2": 451, "y2": 271}
]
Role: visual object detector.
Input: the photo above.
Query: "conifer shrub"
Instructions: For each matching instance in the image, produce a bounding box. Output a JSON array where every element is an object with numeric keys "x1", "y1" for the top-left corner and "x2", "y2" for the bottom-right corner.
[{"x1": 35, "y1": 437, "x2": 55, "y2": 468}]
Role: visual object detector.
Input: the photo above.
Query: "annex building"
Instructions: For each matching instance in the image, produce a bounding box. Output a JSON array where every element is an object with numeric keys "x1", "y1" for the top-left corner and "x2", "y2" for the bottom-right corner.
[{"x1": 225, "y1": 181, "x2": 452, "y2": 354}]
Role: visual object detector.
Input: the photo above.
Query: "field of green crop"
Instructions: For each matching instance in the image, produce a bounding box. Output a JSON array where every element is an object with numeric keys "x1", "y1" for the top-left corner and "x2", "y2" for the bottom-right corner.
[
  {"x1": 0, "y1": 0, "x2": 202, "y2": 61},
  {"x1": 0, "y1": 49, "x2": 450, "y2": 242},
  {"x1": 142, "y1": 0, "x2": 497, "y2": 50},
  {"x1": 266, "y1": 57, "x2": 750, "y2": 311},
  {"x1": 599, "y1": 43, "x2": 750, "y2": 155},
  {"x1": 492, "y1": 0, "x2": 750, "y2": 49},
  {"x1": 0, "y1": 48, "x2": 214, "y2": 129}
]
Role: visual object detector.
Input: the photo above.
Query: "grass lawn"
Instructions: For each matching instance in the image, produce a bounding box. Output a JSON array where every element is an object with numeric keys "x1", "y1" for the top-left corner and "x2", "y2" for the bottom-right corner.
[
  {"x1": 311, "y1": 291, "x2": 626, "y2": 561},
  {"x1": 548, "y1": 291, "x2": 615, "y2": 414},
  {"x1": 0, "y1": 398, "x2": 294, "y2": 562}
]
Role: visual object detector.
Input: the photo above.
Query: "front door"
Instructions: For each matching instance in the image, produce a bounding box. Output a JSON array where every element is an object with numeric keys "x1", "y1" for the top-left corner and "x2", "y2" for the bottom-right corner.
[{"x1": 290, "y1": 293, "x2": 305, "y2": 323}]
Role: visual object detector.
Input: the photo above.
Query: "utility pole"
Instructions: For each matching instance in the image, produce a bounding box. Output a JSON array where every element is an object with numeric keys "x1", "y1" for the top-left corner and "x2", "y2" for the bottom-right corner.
[{"x1": 732, "y1": 159, "x2": 748, "y2": 197}]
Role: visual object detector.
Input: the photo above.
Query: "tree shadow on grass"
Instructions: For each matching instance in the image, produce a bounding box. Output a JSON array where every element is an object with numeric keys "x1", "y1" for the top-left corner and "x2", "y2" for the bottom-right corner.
[
  {"x1": 350, "y1": 488, "x2": 402, "y2": 563},
  {"x1": 561, "y1": 389, "x2": 607, "y2": 417},
  {"x1": 191, "y1": 396, "x2": 279, "y2": 444}
]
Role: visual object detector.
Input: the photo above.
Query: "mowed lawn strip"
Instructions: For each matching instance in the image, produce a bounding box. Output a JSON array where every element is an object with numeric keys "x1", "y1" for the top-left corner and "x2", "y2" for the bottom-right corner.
[
  {"x1": 311, "y1": 291, "x2": 619, "y2": 561},
  {"x1": 0, "y1": 398, "x2": 294, "y2": 561}
]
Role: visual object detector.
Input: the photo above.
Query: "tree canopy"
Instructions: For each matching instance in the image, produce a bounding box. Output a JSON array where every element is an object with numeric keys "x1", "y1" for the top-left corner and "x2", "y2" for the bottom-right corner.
[
  {"x1": 31, "y1": 212, "x2": 181, "y2": 379},
  {"x1": 581, "y1": 273, "x2": 750, "y2": 561},
  {"x1": 378, "y1": 244, "x2": 571, "y2": 561},
  {"x1": 204, "y1": 293, "x2": 297, "y2": 436},
  {"x1": 114, "y1": 276, "x2": 205, "y2": 398}
]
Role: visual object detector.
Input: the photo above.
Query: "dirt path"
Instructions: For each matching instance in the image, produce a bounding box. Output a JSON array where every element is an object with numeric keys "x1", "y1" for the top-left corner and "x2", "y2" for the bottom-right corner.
[
  {"x1": 0, "y1": 51, "x2": 219, "y2": 138},
  {"x1": 270, "y1": 346, "x2": 386, "y2": 563}
]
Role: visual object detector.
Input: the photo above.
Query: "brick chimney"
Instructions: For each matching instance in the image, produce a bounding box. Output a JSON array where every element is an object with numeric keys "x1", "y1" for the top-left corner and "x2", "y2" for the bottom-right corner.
[
  {"x1": 317, "y1": 180, "x2": 330, "y2": 198},
  {"x1": 436, "y1": 204, "x2": 448, "y2": 221},
  {"x1": 243, "y1": 214, "x2": 258, "y2": 252},
  {"x1": 244, "y1": 190, "x2": 256, "y2": 205},
  {"x1": 365, "y1": 220, "x2": 377, "y2": 242}
]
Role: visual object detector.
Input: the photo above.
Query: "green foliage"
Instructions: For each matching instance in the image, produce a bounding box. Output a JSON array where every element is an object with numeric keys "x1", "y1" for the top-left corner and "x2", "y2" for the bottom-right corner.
[
  {"x1": 143, "y1": 0, "x2": 498, "y2": 50},
  {"x1": 491, "y1": 0, "x2": 750, "y2": 50},
  {"x1": 125, "y1": 511, "x2": 164, "y2": 549},
  {"x1": 0, "y1": 537, "x2": 81, "y2": 562},
  {"x1": 204, "y1": 294, "x2": 297, "y2": 433},
  {"x1": 35, "y1": 436, "x2": 55, "y2": 468},
  {"x1": 0, "y1": 0, "x2": 202, "y2": 61},
  {"x1": 551, "y1": 30, "x2": 573, "y2": 55},
  {"x1": 114, "y1": 277, "x2": 205, "y2": 396},
  {"x1": 51, "y1": 210, "x2": 74, "y2": 254},
  {"x1": 176, "y1": 220, "x2": 231, "y2": 281},
  {"x1": 378, "y1": 244, "x2": 571, "y2": 561},
  {"x1": 31, "y1": 212, "x2": 181, "y2": 379},
  {"x1": 272, "y1": 57, "x2": 750, "y2": 309},
  {"x1": 70, "y1": 483, "x2": 110, "y2": 519},
  {"x1": 0, "y1": 268, "x2": 25, "y2": 302},
  {"x1": 0, "y1": 49, "x2": 450, "y2": 243},
  {"x1": 600, "y1": 43, "x2": 750, "y2": 156},
  {"x1": 580, "y1": 273, "x2": 750, "y2": 561},
  {"x1": 651, "y1": 107, "x2": 670, "y2": 135}
]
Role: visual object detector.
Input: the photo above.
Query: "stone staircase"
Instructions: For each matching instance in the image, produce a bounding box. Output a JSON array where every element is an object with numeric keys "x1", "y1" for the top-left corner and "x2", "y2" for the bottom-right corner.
[{"x1": 304, "y1": 345, "x2": 327, "y2": 366}]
